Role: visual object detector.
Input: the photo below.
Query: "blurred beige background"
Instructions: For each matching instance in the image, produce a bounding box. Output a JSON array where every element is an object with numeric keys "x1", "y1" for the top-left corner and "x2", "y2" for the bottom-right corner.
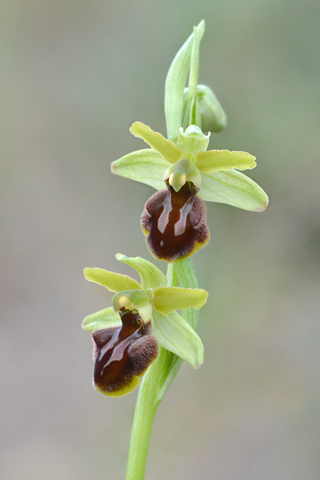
[{"x1": 1, "y1": 1, "x2": 320, "y2": 479}]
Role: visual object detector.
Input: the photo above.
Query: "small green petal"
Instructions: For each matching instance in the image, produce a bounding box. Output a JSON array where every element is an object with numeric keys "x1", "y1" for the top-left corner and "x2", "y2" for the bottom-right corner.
[
  {"x1": 130, "y1": 122, "x2": 183, "y2": 164},
  {"x1": 199, "y1": 170, "x2": 269, "y2": 212},
  {"x1": 195, "y1": 150, "x2": 256, "y2": 173},
  {"x1": 82, "y1": 307, "x2": 121, "y2": 332},
  {"x1": 165, "y1": 20, "x2": 205, "y2": 142},
  {"x1": 152, "y1": 287, "x2": 208, "y2": 315},
  {"x1": 84, "y1": 267, "x2": 141, "y2": 292},
  {"x1": 152, "y1": 311, "x2": 204, "y2": 368},
  {"x1": 116, "y1": 253, "x2": 167, "y2": 291},
  {"x1": 111, "y1": 149, "x2": 168, "y2": 190}
]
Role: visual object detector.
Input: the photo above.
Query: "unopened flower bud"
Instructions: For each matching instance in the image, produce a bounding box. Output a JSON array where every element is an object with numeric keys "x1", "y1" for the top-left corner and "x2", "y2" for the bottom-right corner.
[{"x1": 183, "y1": 85, "x2": 227, "y2": 134}]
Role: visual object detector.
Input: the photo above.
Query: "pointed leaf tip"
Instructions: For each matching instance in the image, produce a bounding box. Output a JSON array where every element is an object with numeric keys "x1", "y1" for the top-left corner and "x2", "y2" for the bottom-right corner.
[{"x1": 165, "y1": 22, "x2": 205, "y2": 142}]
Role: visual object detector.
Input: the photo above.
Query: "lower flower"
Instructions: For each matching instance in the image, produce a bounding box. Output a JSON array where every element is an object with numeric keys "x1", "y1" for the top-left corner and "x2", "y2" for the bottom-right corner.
[
  {"x1": 83, "y1": 253, "x2": 207, "y2": 397},
  {"x1": 92, "y1": 307, "x2": 158, "y2": 397},
  {"x1": 141, "y1": 181, "x2": 210, "y2": 262}
]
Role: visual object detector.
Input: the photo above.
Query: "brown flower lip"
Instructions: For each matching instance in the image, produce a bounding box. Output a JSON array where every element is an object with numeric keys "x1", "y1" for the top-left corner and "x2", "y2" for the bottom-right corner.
[
  {"x1": 141, "y1": 181, "x2": 210, "y2": 262},
  {"x1": 92, "y1": 308, "x2": 158, "y2": 397}
]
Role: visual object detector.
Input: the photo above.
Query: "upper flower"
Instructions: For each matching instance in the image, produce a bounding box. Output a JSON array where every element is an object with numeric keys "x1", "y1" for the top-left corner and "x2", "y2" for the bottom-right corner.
[
  {"x1": 83, "y1": 253, "x2": 207, "y2": 396},
  {"x1": 111, "y1": 121, "x2": 268, "y2": 213}
]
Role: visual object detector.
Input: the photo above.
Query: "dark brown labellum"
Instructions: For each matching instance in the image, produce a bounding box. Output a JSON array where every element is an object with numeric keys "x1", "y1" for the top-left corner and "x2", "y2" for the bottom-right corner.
[
  {"x1": 92, "y1": 308, "x2": 158, "y2": 396},
  {"x1": 141, "y1": 181, "x2": 210, "y2": 262}
]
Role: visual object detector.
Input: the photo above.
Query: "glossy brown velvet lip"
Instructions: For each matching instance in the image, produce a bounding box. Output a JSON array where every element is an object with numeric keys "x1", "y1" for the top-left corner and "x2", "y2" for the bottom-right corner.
[
  {"x1": 141, "y1": 181, "x2": 210, "y2": 262},
  {"x1": 92, "y1": 309, "x2": 158, "y2": 396}
]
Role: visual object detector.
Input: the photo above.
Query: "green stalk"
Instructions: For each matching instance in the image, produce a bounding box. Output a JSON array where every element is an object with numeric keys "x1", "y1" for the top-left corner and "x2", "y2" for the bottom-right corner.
[
  {"x1": 125, "y1": 349, "x2": 166, "y2": 480},
  {"x1": 125, "y1": 258, "x2": 199, "y2": 479},
  {"x1": 188, "y1": 26, "x2": 201, "y2": 128},
  {"x1": 188, "y1": 26, "x2": 200, "y2": 99}
]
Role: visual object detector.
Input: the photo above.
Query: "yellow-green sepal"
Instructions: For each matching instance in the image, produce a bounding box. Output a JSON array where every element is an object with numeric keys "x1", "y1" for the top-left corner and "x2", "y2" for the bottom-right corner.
[
  {"x1": 195, "y1": 149, "x2": 256, "y2": 173},
  {"x1": 84, "y1": 267, "x2": 141, "y2": 292},
  {"x1": 111, "y1": 149, "x2": 168, "y2": 190},
  {"x1": 116, "y1": 253, "x2": 167, "y2": 290},
  {"x1": 152, "y1": 311, "x2": 204, "y2": 368},
  {"x1": 82, "y1": 307, "x2": 121, "y2": 332},
  {"x1": 152, "y1": 286, "x2": 208, "y2": 315},
  {"x1": 130, "y1": 122, "x2": 183, "y2": 164},
  {"x1": 199, "y1": 169, "x2": 269, "y2": 212}
]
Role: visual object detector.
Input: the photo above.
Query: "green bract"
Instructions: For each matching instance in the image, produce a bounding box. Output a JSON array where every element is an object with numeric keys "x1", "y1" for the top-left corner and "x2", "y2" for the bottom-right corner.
[
  {"x1": 83, "y1": 253, "x2": 207, "y2": 369},
  {"x1": 164, "y1": 20, "x2": 205, "y2": 143},
  {"x1": 112, "y1": 121, "x2": 268, "y2": 212}
]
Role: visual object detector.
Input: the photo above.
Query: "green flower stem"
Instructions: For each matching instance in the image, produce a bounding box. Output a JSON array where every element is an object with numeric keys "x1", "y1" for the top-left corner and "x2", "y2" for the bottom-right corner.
[
  {"x1": 125, "y1": 258, "x2": 199, "y2": 480},
  {"x1": 125, "y1": 349, "x2": 166, "y2": 480},
  {"x1": 188, "y1": 26, "x2": 200, "y2": 99},
  {"x1": 188, "y1": 25, "x2": 202, "y2": 129}
]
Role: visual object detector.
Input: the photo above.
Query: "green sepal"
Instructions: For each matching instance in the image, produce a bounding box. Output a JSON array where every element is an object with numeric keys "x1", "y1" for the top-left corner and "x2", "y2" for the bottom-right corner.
[
  {"x1": 165, "y1": 20, "x2": 205, "y2": 142},
  {"x1": 111, "y1": 149, "x2": 168, "y2": 190},
  {"x1": 82, "y1": 307, "x2": 121, "y2": 332},
  {"x1": 195, "y1": 150, "x2": 256, "y2": 173},
  {"x1": 84, "y1": 267, "x2": 141, "y2": 292},
  {"x1": 152, "y1": 311, "x2": 204, "y2": 368},
  {"x1": 116, "y1": 253, "x2": 167, "y2": 291},
  {"x1": 130, "y1": 122, "x2": 182, "y2": 164},
  {"x1": 152, "y1": 286, "x2": 208, "y2": 315},
  {"x1": 199, "y1": 169, "x2": 269, "y2": 212}
]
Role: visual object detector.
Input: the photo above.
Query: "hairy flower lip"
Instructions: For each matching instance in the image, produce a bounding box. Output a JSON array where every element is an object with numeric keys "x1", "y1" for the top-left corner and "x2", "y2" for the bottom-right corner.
[
  {"x1": 92, "y1": 308, "x2": 158, "y2": 397},
  {"x1": 141, "y1": 181, "x2": 210, "y2": 262}
]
